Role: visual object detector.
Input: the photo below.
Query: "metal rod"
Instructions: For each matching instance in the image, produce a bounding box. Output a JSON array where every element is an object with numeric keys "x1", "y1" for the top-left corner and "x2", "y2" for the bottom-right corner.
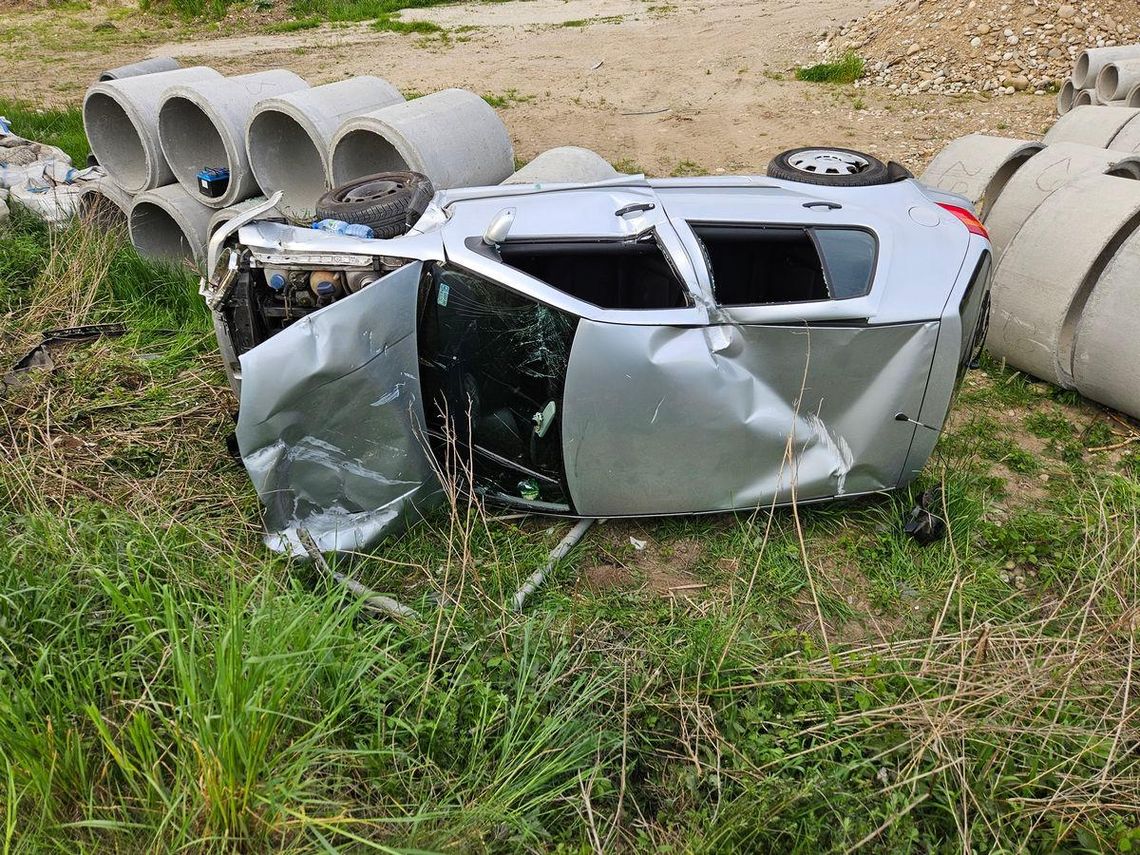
[
  {"x1": 297, "y1": 528, "x2": 420, "y2": 621},
  {"x1": 511, "y1": 518, "x2": 596, "y2": 612}
]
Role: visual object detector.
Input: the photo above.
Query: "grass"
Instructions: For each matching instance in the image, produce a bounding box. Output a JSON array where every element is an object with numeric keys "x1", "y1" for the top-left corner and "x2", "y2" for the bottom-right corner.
[
  {"x1": 138, "y1": 0, "x2": 462, "y2": 28},
  {"x1": 0, "y1": 101, "x2": 88, "y2": 165},
  {"x1": 669, "y1": 159, "x2": 707, "y2": 177},
  {"x1": 371, "y1": 14, "x2": 441, "y2": 32},
  {"x1": 795, "y1": 51, "x2": 866, "y2": 84},
  {"x1": 481, "y1": 89, "x2": 533, "y2": 109},
  {"x1": 559, "y1": 15, "x2": 624, "y2": 27},
  {"x1": 267, "y1": 16, "x2": 321, "y2": 31},
  {"x1": 5, "y1": 103, "x2": 1140, "y2": 852}
]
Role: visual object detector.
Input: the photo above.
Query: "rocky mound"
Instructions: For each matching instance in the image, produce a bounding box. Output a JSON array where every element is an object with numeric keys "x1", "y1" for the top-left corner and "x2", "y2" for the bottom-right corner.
[{"x1": 821, "y1": 0, "x2": 1137, "y2": 97}]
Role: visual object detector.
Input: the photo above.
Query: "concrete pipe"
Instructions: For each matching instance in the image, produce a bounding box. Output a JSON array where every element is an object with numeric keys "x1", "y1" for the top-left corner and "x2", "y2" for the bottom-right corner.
[
  {"x1": 246, "y1": 76, "x2": 404, "y2": 217},
  {"x1": 918, "y1": 134, "x2": 1043, "y2": 218},
  {"x1": 1110, "y1": 114, "x2": 1140, "y2": 152},
  {"x1": 84, "y1": 66, "x2": 224, "y2": 194},
  {"x1": 158, "y1": 70, "x2": 309, "y2": 209},
  {"x1": 502, "y1": 146, "x2": 619, "y2": 185},
  {"x1": 1096, "y1": 58, "x2": 1140, "y2": 103},
  {"x1": 1057, "y1": 79, "x2": 1076, "y2": 115},
  {"x1": 1072, "y1": 88, "x2": 1101, "y2": 107},
  {"x1": 77, "y1": 178, "x2": 133, "y2": 230},
  {"x1": 98, "y1": 57, "x2": 181, "y2": 82},
  {"x1": 129, "y1": 183, "x2": 213, "y2": 266},
  {"x1": 1073, "y1": 46, "x2": 1140, "y2": 89},
  {"x1": 1043, "y1": 105, "x2": 1140, "y2": 147},
  {"x1": 207, "y1": 196, "x2": 279, "y2": 237},
  {"x1": 1129, "y1": 83, "x2": 1140, "y2": 108},
  {"x1": 987, "y1": 174, "x2": 1140, "y2": 388},
  {"x1": 1072, "y1": 227, "x2": 1140, "y2": 419},
  {"x1": 981, "y1": 143, "x2": 1140, "y2": 257},
  {"x1": 330, "y1": 88, "x2": 514, "y2": 190}
]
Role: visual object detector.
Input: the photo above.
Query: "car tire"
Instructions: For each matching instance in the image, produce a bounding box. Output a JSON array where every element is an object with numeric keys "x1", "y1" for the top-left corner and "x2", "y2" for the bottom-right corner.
[
  {"x1": 315, "y1": 171, "x2": 434, "y2": 238},
  {"x1": 766, "y1": 147, "x2": 891, "y2": 187}
]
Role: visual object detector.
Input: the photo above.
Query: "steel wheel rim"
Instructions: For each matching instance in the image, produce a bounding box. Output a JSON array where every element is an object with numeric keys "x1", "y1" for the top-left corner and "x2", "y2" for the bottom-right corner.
[
  {"x1": 345, "y1": 179, "x2": 404, "y2": 202},
  {"x1": 788, "y1": 149, "x2": 870, "y2": 176}
]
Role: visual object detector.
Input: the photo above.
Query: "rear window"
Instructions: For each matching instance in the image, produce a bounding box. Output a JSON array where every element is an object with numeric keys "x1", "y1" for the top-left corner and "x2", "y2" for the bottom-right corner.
[{"x1": 690, "y1": 224, "x2": 876, "y2": 306}]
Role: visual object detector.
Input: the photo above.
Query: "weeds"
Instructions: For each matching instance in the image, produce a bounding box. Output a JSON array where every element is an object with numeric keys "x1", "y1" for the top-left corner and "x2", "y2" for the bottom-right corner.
[
  {"x1": 481, "y1": 89, "x2": 533, "y2": 109},
  {"x1": 796, "y1": 51, "x2": 866, "y2": 84},
  {"x1": 371, "y1": 14, "x2": 441, "y2": 33}
]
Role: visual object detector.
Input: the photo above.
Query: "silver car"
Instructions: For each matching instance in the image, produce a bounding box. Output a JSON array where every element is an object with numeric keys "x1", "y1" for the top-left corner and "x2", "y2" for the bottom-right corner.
[{"x1": 203, "y1": 151, "x2": 992, "y2": 553}]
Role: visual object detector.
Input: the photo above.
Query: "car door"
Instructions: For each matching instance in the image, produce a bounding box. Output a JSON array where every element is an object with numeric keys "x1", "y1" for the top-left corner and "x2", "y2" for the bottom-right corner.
[
  {"x1": 557, "y1": 199, "x2": 939, "y2": 518},
  {"x1": 235, "y1": 261, "x2": 441, "y2": 554}
]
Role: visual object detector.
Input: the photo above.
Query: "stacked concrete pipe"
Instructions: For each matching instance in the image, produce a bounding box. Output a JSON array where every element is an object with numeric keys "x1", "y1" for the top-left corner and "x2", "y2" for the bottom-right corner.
[
  {"x1": 246, "y1": 76, "x2": 404, "y2": 217},
  {"x1": 1072, "y1": 225, "x2": 1140, "y2": 418},
  {"x1": 1072, "y1": 89, "x2": 1106, "y2": 107},
  {"x1": 918, "y1": 134, "x2": 1043, "y2": 218},
  {"x1": 1130, "y1": 86, "x2": 1140, "y2": 108},
  {"x1": 330, "y1": 89, "x2": 514, "y2": 190},
  {"x1": 1073, "y1": 46, "x2": 1140, "y2": 91},
  {"x1": 1096, "y1": 59, "x2": 1140, "y2": 103},
  {"x1": 1057, "y1": 80, "x2": 1076, "y2": 115},
  {"x1": 986, "y1": 174, "x2": 1140, "y2": 389},
  {"x1": 502, "y1": 147, "x2": 619, "y2": 185},
  {"x1": 982, "y1": 142, "x2": 1140, "y2": 257},
  {"x1": 98, "y1": 57, "x2": 181, "y2": 82},
  {"x1": 129, "y1": 183, "x2": 213, "y2": 266},
  {"x1": 1110, "y1": 117, "x2": 1140, "y2": 152},
  {"x1": 1043, "y1": 106, "x2": 1140, "y2": 148},
  {"x1": 84, "y1": 66, "x2": 224, "y2": 194},
  {"x1": 78, "y1": 179, "x2": 133, "y2": 230},
  {"x1": 158, "y1": 70, "x2": 309, "y2": 209}
]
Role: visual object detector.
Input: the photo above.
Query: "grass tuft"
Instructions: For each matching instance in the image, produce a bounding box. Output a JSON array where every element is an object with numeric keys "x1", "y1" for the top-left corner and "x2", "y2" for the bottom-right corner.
[{"x1": 795, "y1": 51, "x2": 865, "y2": 84}]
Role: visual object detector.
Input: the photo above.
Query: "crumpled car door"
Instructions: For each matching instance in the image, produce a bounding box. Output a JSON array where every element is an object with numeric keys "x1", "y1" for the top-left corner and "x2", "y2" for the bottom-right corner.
[
  {"x1": 235, "y1": 261, "x2": 441, "y2": 554},
  {"x1": 561, "y1": 319, "x2": 937, "y2": 517}
]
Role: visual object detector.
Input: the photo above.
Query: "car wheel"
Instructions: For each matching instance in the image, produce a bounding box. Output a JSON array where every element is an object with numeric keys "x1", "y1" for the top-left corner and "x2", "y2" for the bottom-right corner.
[
  {"x1": 766, "y1": 147, "x2": 891, "y2": 187},
  {"x1": 315, "y1": 171, "x2": 434, "y2": 238}
]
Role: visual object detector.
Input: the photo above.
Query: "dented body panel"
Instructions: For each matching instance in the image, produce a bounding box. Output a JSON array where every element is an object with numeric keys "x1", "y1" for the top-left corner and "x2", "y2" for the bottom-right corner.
[
  {"x1": 204, "y1": 174, "x2": 992, "y2": 553},
  {"x1": 235, "y1": 262, "x2": 439, "y2": 553},
  {"x1": 562, "y1": 320, "x2": 938, "y2": 516}
]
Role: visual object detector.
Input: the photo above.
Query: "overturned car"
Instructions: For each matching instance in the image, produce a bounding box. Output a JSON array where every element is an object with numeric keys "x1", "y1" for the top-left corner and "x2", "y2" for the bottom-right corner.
[{"x1": 203, "y1": 148, "x2": 992, "y2": 553}]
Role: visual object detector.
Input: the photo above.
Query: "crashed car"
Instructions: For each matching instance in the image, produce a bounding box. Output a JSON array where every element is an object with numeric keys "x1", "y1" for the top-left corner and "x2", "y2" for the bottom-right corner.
[{"x1": 203, "y1": 147, "x2": 992, "y2": 553}]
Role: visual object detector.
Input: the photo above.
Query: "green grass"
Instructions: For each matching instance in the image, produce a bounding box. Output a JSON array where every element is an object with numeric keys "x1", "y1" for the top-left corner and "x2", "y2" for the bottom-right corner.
[
  {"x1": 481, "y1": 89, "x2": 533, "y2": 108},
  {"x1": 371, "y1": 13, "x2": 441, "y2": 32},
  {"x1": 267, "y1": 15, "x2": 321, "y2": 31},
  {"x1": 669, "y1": 159, "x2": 707, "y2": 177},
  {"x1": 138, "y1": 0, "x2": 461, "y2": 26},
  {"x1": 0, "y1": 100, "x2": 88, "y2": 164},
  {"x1": 4, "y1": 102, "x2": 1140, "y2": 853},
  {"x1": 795, "y1": 51, "x2": 866, "y2": 84},
  {"x1": 288, "y1": 0, "x2": 457, "y2": 23}
]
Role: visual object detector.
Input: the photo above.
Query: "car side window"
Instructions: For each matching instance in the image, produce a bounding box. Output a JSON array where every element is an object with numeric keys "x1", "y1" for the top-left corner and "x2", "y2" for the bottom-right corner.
[
  {"x1": 690, "y1": 223, "x2": 877, "y2": 305},
  {"x1": 497, "y1": 234, "x2": 690, "y2": 310}
]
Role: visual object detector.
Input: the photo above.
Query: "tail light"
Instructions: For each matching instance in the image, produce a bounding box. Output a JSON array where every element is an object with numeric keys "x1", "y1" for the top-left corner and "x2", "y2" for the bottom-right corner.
[{"x1": 937, "y1": 203, "x2": 989, "y2": 239}]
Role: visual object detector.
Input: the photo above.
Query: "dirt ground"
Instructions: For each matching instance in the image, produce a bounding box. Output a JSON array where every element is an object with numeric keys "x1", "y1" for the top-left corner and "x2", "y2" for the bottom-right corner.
[{"x1": 1, "y1": 0, "x2": 1059, "y2": 175}]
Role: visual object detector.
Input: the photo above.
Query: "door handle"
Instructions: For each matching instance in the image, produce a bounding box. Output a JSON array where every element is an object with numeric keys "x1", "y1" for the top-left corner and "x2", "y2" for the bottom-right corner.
[{"x1": 615, "y1": 202, "x2": 656, "y2": 217}]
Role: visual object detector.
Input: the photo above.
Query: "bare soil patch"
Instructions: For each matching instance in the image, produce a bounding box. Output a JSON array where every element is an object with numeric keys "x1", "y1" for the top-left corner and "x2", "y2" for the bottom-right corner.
[{"x1": 1, "y1": 0, "x2": 1057, "y2": 174}]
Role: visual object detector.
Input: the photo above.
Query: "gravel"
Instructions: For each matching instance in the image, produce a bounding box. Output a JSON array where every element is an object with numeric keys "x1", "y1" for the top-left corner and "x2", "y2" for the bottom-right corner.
[{"x1": 817, "y1": 0, "x2": 1138, "y2": 97}]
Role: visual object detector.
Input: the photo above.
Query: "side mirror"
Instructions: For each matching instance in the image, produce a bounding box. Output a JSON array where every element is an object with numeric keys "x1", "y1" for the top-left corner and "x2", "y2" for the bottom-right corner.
[{"x1": 482, "y1": 207, "x2": 516, "y2": 247}]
